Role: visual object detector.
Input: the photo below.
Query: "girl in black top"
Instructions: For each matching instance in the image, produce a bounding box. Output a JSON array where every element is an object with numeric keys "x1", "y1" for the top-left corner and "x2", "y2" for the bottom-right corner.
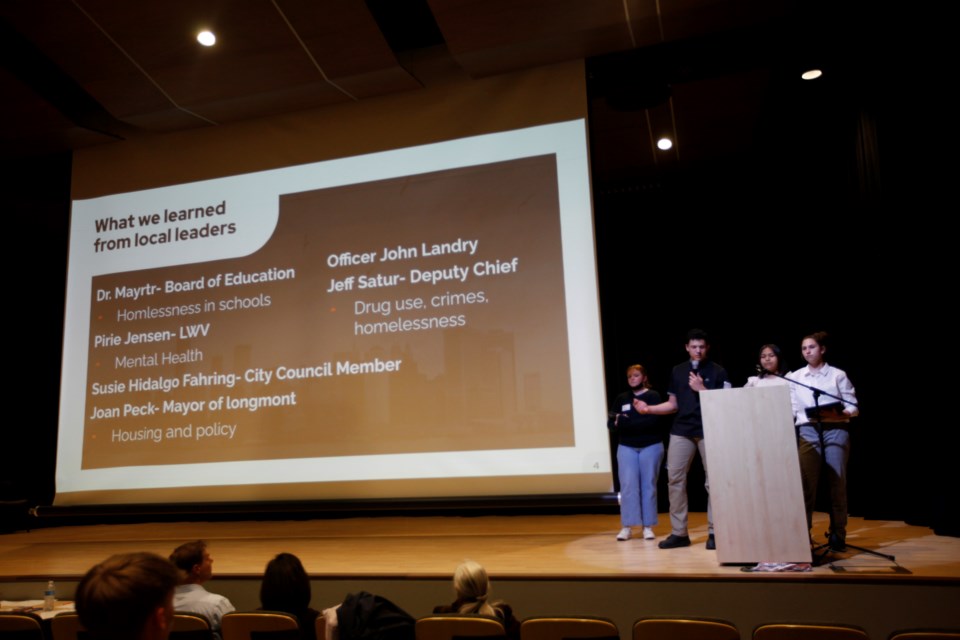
[{"x1": 608, "y1": 364, "x2": 664, "y2": 541}]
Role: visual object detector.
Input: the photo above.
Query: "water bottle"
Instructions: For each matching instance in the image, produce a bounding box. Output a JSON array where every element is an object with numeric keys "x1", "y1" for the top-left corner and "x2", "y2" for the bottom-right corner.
[{"x1": 43, "y1": 580, "x2": 56, "y2": 611}]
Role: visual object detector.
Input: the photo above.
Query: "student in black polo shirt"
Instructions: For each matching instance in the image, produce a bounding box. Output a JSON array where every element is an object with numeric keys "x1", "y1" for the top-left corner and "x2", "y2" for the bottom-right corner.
[{"x1": 635, "y1": 328, "x2": 729, "y2": 550}]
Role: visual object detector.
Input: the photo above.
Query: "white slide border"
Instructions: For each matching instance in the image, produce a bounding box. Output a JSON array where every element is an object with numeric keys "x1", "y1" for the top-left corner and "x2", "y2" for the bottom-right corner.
[{"x1": 57, "y1": 119, "x2": 610, "y2": 498}]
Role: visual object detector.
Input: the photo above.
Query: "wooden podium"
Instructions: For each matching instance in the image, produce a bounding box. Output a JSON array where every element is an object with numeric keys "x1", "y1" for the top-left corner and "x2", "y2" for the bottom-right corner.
[{"x1": 700, "y1": 385, "x2": 811, "y2": 564}]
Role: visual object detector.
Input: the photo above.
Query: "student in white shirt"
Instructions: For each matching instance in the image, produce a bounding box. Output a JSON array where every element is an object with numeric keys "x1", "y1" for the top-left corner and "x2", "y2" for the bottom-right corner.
[{"x1": 789, "y1": 332, "x2": 859, "y2": 550}]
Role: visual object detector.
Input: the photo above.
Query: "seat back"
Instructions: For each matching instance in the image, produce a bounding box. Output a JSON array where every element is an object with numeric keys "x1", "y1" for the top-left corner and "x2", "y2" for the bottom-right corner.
[
  {"x1": 50, "y1": 613, "x2": 85, "y2": 640},
  {"x1": 753, "y1": 624, "x2": 868, "y2": 640},
  {"x1": 890, "y1": 632, "x2": 960, "y2": 640},
  {"x1": 634, "y1": 617, "x2": 740, "y2": 640},
  {"x1": 172, "y1": 613, "x2": 215, "y2": 640},
  {"x1": 521, "y1": 616, "x2": 619, "y2": 640},
  {"x1": 0, "y1": 612, "x2": 44, "y2": 640},
  {"x1": 221, "y1": 611, "x2": 300, "y2": 640},
  {"x1": 416, "y1": 614, "x2": 507, "y2": 640}
]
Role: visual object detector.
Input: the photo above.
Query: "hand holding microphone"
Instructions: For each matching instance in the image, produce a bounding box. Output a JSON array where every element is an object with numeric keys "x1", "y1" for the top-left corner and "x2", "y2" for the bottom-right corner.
[{"x1": 688, "y1": 360, "x2": 706, "y2": 391}]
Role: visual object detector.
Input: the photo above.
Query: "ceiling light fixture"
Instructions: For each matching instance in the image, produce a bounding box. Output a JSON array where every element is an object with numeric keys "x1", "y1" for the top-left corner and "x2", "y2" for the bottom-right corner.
[
  {"x1": 801, "y1": 69, "x2": 822, "y2": 81},
  {"x1": 656, "y1": 137, "x2": 673, "y2": 151},
  {"x1": 197, "y1": 30, "x2": 216, "y2": 47}
]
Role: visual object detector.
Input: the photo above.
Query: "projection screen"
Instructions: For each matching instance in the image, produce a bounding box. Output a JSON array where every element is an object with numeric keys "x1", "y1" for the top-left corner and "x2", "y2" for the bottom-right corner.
[{"x1": 56, "y1": 61, "x2": 610, "y2": 506}]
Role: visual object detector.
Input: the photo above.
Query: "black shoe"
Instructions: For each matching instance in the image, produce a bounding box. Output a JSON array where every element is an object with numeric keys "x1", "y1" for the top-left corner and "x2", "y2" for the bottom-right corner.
[
  {"x1": 705, "y1": 534, "x2": 716, "y2": 550},
  {"x1": 658, "y1": 534, "x2": 691, "y2": 549},
  {"x1": 828, "y1": 531, "x2": 846, "y2": 551}
]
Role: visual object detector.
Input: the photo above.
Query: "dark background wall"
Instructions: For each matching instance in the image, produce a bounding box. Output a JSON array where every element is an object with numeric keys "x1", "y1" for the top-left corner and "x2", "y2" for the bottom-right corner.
[{"x1": 3, "y1": 51, "x2": 954, "y2": 536}]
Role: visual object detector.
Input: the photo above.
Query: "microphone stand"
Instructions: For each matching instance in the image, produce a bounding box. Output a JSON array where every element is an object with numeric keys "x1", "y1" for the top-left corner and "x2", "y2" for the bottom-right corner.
[{"x1": 761, "y1": 369, "x2": 893, "y2": 566}]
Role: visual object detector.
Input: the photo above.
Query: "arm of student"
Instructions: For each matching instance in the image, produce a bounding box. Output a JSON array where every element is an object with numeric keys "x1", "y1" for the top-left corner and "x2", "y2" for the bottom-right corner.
[
  {"x1": 838, "y1": 373, "x2": 859, "y2": 417},
  {"x1": 635, "y1": 393, "x2": 678, "y2": 415}
]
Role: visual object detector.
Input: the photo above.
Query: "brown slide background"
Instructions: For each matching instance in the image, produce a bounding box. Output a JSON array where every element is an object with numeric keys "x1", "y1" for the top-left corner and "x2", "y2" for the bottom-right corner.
[{"x1": 82, "y1": 155, "x2": 573, "y2": 469}]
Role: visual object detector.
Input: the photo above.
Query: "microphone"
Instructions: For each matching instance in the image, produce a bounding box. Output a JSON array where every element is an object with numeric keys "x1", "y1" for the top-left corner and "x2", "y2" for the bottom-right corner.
[
  {"x1": 691, "y1": 360, "x2": 700, "y2": 376},
  {"x1": 756, "y1": 364, "x2": 766, "y2": 378}
]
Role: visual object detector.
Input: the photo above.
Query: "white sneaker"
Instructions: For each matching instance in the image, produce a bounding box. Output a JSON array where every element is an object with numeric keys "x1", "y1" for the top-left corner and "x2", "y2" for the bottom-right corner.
[
  {"x1": 643, "y1": 527, "x2": 656, "y2": 540},
  {"x1": 616, "y1": 527, "x2": 632, "y2": 541}
]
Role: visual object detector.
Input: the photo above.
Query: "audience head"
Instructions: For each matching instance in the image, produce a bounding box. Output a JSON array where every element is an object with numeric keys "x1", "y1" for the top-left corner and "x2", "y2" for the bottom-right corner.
[
  {"x1": 260, "y1": 552, "x2": 311, "y2": 612},
  {"x1": 625, "y1": 364, "x2": 650, "y2": 390},
  {"x1": 75, "y1": 552, "x2": 179, "y2": 640},
  {"x1": 453, "y1": 560, "x2": 495, "y2": 617},
  {"x1": 169, "y1": 540, "x2": 213, "y2": 584}
]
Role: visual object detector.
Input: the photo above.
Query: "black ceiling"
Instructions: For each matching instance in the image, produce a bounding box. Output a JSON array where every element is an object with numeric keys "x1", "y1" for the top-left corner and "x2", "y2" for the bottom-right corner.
[{"x1": 1, "y1": 0, "x2": 888, "y2": 196}]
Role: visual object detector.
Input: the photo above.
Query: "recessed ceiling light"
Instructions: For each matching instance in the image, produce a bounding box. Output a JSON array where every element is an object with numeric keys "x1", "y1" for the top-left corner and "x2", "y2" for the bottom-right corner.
[
  {"x1": 657, "y1": 137, "x2": 673, "y2": 151},
  {"x1": 197, "y1": 30, "x2": 216, "y2": 47},
  {"x1": 801, "y1": 69, "x2": 823, "y2": 81}
]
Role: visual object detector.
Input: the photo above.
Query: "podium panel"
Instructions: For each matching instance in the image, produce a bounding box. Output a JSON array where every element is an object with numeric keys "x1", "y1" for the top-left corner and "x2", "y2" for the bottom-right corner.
[{"x1": 700, "y1": 386, "x2": 811, "y2": 564}]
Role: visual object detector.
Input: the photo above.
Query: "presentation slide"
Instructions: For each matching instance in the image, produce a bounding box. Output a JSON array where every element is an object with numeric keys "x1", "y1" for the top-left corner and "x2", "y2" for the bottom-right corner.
[{"x1": 56, "y1": 119, "x2": 610, "y2": 505}]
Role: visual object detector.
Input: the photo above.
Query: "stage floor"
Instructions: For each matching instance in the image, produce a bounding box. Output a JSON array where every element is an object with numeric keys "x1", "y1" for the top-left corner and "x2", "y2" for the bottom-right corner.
[{"x1": 1, "y1": 512, "x2": 957, "y2": 582}]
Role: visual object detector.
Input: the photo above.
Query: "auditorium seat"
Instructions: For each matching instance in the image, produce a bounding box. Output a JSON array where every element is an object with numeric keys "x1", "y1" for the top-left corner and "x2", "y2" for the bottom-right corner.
[
  {"x1": 416, "y1": 614, "x2": 507, "y2": 640},
  {"x1": 634, "y1": 617, "x2": 741, "y2": 640},
  {"x1": 50, "y1": 611, "x2": 214, "y2": 640},
  {"x1": 171, "y1": 613, "x2": 214, "y2": 640},
  {"x1": 0, "y1": 612, "x2": 44, "y2": 640},
  {"x1": 221, "y1": 611, "x2": 300, "y2": 640},
  {"x1": 520, "y1": 616, "x2": 619, "y2": 640},
  {"x1": 753, "y1": 623, "x2": 869, "y2": 640},
  {"x1": 50, "y1": 612, "x2": 84, "y2": 640},
  {"x1": 889, "y1": 631, "x2": 960, "y2": 640}
]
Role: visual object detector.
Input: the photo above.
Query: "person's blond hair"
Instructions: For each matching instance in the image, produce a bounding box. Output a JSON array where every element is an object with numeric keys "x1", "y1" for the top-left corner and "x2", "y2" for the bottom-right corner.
[{"x1": 453, "y1": 560, "x2": 497, "y2": 617}]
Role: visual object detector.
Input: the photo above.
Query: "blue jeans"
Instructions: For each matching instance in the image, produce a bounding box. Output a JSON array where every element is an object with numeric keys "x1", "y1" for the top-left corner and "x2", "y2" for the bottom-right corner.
[{"x1": 617, "y1": 441, "x2": 664, "y2": 527}]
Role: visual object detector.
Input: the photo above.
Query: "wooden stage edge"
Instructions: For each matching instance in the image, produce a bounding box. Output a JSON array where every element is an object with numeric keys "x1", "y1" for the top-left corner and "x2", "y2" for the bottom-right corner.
[
  {"x1": 2, "y1": 512, "x2": 957, "y2": 583},
  {"x1": 3, "y1": 513, "x2": 959, "y2": 640}
]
